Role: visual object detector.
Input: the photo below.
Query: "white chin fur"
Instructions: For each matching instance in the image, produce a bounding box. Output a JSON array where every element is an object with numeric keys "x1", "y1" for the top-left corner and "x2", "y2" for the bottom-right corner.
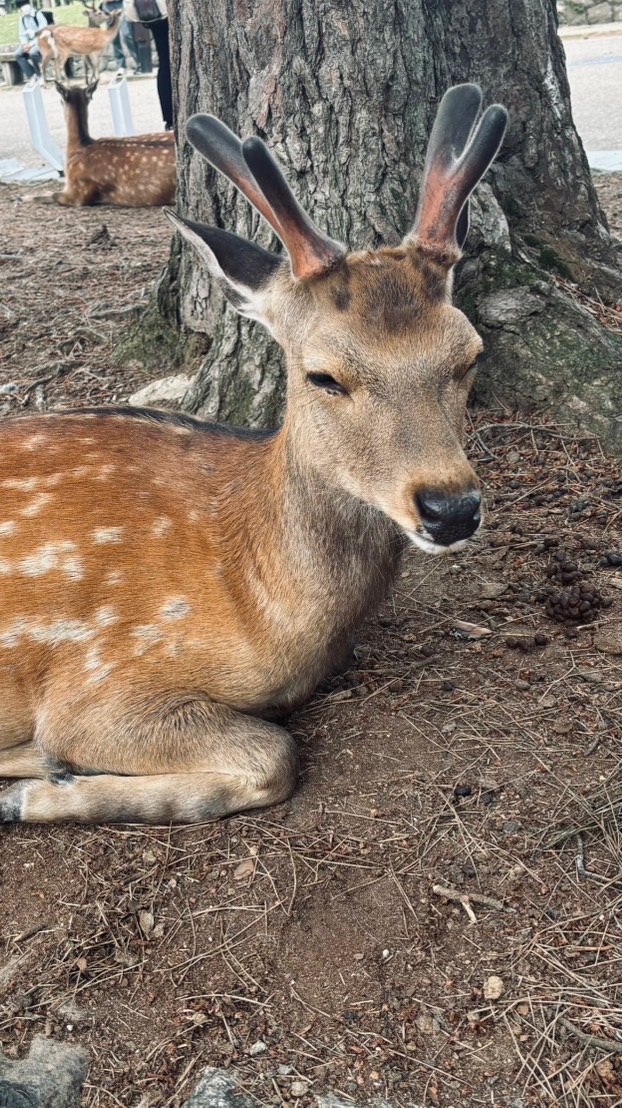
[{"x1": 406, "y1": 530, "x2": 471, "y2": 555}]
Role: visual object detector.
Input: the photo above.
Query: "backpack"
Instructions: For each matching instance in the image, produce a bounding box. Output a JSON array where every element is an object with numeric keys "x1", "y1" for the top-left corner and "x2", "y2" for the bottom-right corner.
[{"x1": 123, "y1": 0, "x2": 167, "y2": 22}]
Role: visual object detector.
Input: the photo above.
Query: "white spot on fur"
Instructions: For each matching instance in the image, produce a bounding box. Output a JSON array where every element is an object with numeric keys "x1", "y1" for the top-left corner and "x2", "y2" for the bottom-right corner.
[
  {"x1": 84, "y1": 644, "x2": 115, "y2": 684},
  {"x1": 0, "y1": 558, "x2": 11, "y2": 575},
  {"x1": 152, "y1": 518, "x2": 172, "y2": 537},
  {"x1": 2, "y1": 477, "x2": 38, "y2": 491},
  {"x1": 71, "y1": 465, "x2": 92, "y2": 479},
  {"x1": 29, "y1": 619, "x2": 95, "y2": 646},
  {"x1": 132, "y1": 624, "x2": 164, "y2": 656},
  {"x1": 21, "y1": 493, "x2": 52, "y2": 518},
  {"x1": 96, "y1": 464, "x2": 116, "y2": 481},
  {"x1": 0, "y1": 618, "x2": 30, "y2": 648},
  {"x1": 20, "y1": 435, "x2": 47, "y2": 451},
  {"x1": 19, "y1": 541, "x2": 80, "y2": 578},
  {"x1": 105, "y1": 570, "x2": 124, "y2": 587},
  {"x1": 63, "y1": 556, "x2": 84, "y2": 581},
  {"x1": 43, "y1": 473, "x2": 63, "y2": 488},
  {"x1": 93, "y1": 527, "x2": 124, "y2": 544},
  {"x1": 161, "y1": 597, "x2": 191, "y2": 621},
  {"x1": 0, "y1": 521, "x2": 17, "y2": 538},
  {"x1": 95, "y1": 606, "x2": 119, "y2": 628}
]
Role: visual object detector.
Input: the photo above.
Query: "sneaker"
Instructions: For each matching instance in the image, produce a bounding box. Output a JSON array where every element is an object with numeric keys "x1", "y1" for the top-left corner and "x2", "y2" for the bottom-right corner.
[
  {"x1": 26, "y1": 75, "x2": 38, "y2": 88},
  {"x1": 115, "y1": 67, "x2": 126, "y2": 79}
]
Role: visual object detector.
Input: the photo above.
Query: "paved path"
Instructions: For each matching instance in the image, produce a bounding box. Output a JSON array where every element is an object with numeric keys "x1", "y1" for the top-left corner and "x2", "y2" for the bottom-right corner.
[
  {"x1": 1, "y1": 25, "x2": 621, "y2": 175},
  {"x1": 562, "y1": 25, "x2": 622, "y2": 165}
]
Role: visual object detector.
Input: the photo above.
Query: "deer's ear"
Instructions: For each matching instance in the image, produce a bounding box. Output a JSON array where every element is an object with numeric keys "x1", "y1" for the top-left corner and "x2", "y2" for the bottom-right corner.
[
  {"x1": 165, "y1": 209, "x2": 283, "y2": 324},
  {"x1": 54, "y1": 81, "x2": 69, "y2": 100},
  {"x1": 85, "y1": 81, "x2": 99, "y2": 101}
]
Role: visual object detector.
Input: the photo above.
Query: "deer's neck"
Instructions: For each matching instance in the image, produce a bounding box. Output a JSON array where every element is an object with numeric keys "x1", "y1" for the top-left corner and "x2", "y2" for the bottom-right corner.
[
  {"x1": 64, "y1": 103, "x2": 92, "y2": 151},
  {"x1": 235, "y1": 425, "x2": 404, "y2": 637}
]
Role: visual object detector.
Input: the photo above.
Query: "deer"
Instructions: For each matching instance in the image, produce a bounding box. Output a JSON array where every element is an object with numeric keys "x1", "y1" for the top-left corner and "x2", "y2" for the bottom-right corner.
[
  {"x1": 55, "y1": 81, "x2": 175, "y2": 207},
  {"x1": 0, "y1": 85, "x2": 507, "y2": 826},
  {"x1": 37, "y1": 9, "x2": 122, "y2": 86}
]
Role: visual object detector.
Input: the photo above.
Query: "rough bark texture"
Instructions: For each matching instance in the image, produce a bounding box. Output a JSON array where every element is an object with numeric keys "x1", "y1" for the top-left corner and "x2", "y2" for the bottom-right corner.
[{"x1": 167, "y1": 0, "x2": 622, "y2": 447}]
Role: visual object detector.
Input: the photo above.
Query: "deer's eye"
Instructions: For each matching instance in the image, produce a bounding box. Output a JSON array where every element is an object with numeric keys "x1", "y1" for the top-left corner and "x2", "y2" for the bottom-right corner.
[{"x1": 307, "y1": 373, "x2": 349, "y2": 397}]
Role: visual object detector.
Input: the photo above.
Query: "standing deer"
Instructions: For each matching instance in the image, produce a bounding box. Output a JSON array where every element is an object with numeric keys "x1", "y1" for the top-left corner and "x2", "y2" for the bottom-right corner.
[
  {"x1": 56, "y1": 82, "x2": 175, "y2": 207},
  {"x1": 37, "y1": 9, "x2": 122, "y2": 86},
  {"x1": 0, "y1": 85, "x2": 507, "y2": 826}
]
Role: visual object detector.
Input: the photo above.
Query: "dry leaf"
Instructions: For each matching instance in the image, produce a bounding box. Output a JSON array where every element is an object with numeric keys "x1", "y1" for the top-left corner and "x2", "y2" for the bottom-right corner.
[
  {"x1": 454, "y1": 619, "x2": 493, "y2": 639},
  {"x1": 138, "y1": 910, "x2": 154, "y2": 936},
  {"x1": 234, "y1": 858, "x2": 256, "y2": 881}
]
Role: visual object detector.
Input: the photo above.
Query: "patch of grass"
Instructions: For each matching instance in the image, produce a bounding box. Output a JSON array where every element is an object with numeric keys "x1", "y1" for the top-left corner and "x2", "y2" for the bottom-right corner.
[{"x1": 0, "y1": 2, "x2": 87, "y2": 47}]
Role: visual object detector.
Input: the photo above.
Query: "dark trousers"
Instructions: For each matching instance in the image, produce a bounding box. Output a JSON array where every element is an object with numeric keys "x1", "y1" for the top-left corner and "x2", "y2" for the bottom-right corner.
[
  {"x1": 145, "y1": 17, "x2": 172, "y2": 129},
  {"x1": 15, "y1": 44, "x2": 42, "y2": 80}
]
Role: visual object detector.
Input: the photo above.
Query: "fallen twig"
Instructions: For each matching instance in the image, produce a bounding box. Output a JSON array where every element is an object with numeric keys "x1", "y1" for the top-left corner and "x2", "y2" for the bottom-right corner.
[
  {"x1": 558, "y1": 1015, "x2": 622, "y2": 1055},
  {"x1": 432, "y1": 883, "x2": 510, "y2": 923}
]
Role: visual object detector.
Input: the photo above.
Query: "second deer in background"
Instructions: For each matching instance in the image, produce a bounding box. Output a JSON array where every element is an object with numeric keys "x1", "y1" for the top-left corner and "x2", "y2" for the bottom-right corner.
[
  {"x1": 37, "y1": 9, "x2": 123, "y2": 86},
  {"x1": 56, "y1": 81, "x2": 176, "y2": 207}
]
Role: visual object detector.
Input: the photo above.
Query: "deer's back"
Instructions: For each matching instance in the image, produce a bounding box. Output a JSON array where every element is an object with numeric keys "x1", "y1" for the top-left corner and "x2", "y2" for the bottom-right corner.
[{"x1": 65, "y1": 136, "x2": 176, "y2": 207}]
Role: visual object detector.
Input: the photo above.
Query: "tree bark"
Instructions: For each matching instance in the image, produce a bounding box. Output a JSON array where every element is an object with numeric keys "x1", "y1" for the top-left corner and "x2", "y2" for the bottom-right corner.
[{"x1": 166, "y1": 0, "x2": 622, "y2": 448}]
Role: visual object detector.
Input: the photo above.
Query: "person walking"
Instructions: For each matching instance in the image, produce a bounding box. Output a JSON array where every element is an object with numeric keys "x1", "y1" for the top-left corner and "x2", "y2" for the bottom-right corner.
[
  {"x1": 123, "y1": 0, "x2": 172, "y2": 129},
  {"x1": 14, "y1": 0, "x2": 47, "y2": 86},
  {"x1": 98, "y1": 0, "x2": 141, "y2": 76}
]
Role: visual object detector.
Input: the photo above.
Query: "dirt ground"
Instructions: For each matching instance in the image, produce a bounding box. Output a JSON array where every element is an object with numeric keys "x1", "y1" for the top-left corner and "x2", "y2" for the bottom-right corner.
[{"x1": 1, "y1": 178, "x2": 621, "y2": 1108}]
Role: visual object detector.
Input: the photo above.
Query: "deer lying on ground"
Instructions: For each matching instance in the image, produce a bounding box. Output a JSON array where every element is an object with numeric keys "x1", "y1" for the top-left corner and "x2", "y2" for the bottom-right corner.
[
  {"x1": 38, "y1": 9, "x2": 122, "y2": 86},
  {"x1": 0, "y1": 85, "x2": 507, "y2": 825},
  {"x1": 56, "y1": 81, "x2": 175, "y2": 207}
]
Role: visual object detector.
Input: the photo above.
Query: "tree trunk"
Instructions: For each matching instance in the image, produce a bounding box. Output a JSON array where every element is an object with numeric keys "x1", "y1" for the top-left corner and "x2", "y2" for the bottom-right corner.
[{"x1": 167, "y1": 0, "x2": 622, "y2": 448}]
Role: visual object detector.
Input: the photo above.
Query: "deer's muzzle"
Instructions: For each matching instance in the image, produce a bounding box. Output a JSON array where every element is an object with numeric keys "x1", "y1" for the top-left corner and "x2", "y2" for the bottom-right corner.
[{"x1": 415, "y1": 488, "x2": 482, "y2": 547}]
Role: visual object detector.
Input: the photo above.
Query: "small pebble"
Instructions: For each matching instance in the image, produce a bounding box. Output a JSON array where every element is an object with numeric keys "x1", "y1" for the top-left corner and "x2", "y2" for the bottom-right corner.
[
  {"x1": 249, "y1": 1040, "x2": 267, "y2": 1056},
  {"x1": 483, "y1": 975, "x2": 505, "y2": 1000},
  {"x1": 291, "y1": 1081, "x2": 309, "y2": 1097}
]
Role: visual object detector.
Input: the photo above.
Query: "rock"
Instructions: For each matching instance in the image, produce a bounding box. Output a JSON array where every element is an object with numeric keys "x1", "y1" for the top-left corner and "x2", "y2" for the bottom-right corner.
[
  {"x1": 415, "y1": 1011, "x2": 441, "y2": 1034},
  {"x1": 128, "y1": 373, "x2": 195, "y2": 409},
  {"x1": 248, "y1": 1040, "x2": 267, "y2": 1056},
  {"x1": 0, "y1": 382, "x2": 18, "y2": 396},
  {"x1": 483, "y1": 975, "x2": 505, "y2": 1000},
  {"x1": 290, "y1": 1081, "x2": 309, "y2": 1097},
  {"x1": 593, "y1": 626, "x2": 622, "y2": 656},
  {"x1": 0, "y1": 1036, "x2": 89, "y2": 1108},
  {"x1": 182, "y1": 1067, "x2": 255, "y2": 1108},
  {"x1": 479, "y1": 580, "x2": 508, "y2": 599}
]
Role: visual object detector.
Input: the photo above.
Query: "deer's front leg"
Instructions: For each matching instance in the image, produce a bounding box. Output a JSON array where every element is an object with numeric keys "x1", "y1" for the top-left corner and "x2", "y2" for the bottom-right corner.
[{"x1": 0, "y1": 698, "x2": 297, "y2": 825}]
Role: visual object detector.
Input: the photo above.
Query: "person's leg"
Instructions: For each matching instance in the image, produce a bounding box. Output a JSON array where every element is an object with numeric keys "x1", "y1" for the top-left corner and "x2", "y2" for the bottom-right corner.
[
  {"x1": 147, "y1": 18, "x2": 172, "y2": 128},
  {"x1": 29, "y1": 44, "x2": 42, "y2": 77},
  {"x1": 112, "y1": 31, "x2": 125, "y2": 69},
  {"x1": 121, "y1": 18, "x2": 140, "y2": 68},
  {"x1": 14, "y1": 45, "x2": 36, "y2": 81}
]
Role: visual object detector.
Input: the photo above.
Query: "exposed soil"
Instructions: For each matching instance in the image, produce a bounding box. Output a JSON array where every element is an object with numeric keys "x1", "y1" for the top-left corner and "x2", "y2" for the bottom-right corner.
[{"x1": 1, "y1": 179, "x2": 621, "y2": 1108}]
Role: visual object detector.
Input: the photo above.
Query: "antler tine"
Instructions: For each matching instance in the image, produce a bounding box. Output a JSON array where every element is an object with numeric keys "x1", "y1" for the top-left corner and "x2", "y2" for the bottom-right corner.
[
  {"x1": 241, "y1": 137, "x2": 345, "y2": 280},
  {"x1": 186, "y1": 115, "x2": 345, "y2": 281},
  {"x1": 186, "y1": 114, "x2": 287, "y2": 242},
  {"x1": 410, "y1": 85, "x2": 508, "y2": 263}
]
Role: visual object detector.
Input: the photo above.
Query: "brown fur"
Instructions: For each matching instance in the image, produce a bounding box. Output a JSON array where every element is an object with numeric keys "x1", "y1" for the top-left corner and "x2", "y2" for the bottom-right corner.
[
  {"x1": 57, "y1": 85, "x2": 176, "y2": 208},
  {"x1": 0, "y1": 91, "x2": 506, "y2": 825}
]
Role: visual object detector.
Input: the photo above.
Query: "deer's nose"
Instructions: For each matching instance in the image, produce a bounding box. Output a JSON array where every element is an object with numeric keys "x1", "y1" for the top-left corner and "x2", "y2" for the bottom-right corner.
[{"x1": 415, "y1": 488, "x2": 481, "y2": 546}]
